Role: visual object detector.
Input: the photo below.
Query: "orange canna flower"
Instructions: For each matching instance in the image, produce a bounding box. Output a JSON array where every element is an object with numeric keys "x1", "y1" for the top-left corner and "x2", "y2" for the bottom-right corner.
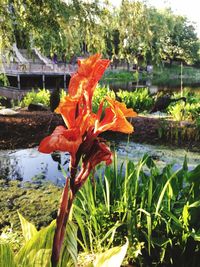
[
  {"x1": 85, "y1": 140, "x2": 113, "y2": 169},
  {"x1": 106, "y1": 97, "x2": 137, "y2": 118},
  {"x1": 39, "y1": 54, "x2": 136, "y2": 164},
  {"x1": 74, "y1": 139, "x2": 113, "y2": 191},
  {"x1": 38, "y1": 54, "x2": 138, "y2": 267},
  {"x1": 55, "y1": 95, "x2": 80, "y2": 129}
]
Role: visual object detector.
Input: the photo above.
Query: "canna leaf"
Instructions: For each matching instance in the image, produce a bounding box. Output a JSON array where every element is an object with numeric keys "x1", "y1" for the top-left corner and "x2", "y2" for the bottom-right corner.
[
  {"x1": 15, "y1": 219, "x2": 77, "y2": 267},
  {"x1": 15, "y1": 220, "x2": 56, "y2": 266},
  {"x1": 18, "y1": 212, "x2": 38, "y2": 242},
  {"x1": 59, "y1": 221, "x2": 78, "y2": 267},
  {"x1": 28, "y1": 249, "x2": 51, "y2": 267},
  {"x1": 0, "y1": 242, "x2": 16, "y2": 267},
  {"x1": 87, "y1": 238, "x2": 128, "y2": 267}
]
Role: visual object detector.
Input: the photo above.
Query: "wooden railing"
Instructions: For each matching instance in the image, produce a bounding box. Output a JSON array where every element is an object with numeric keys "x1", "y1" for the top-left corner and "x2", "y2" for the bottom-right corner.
[{"x1": 0, "y1": 62, "x2": 77, "y2": 74}]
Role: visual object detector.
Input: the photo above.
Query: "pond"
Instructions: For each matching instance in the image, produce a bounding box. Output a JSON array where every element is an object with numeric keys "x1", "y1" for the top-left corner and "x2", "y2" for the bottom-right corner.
[
  {"x1": 101, "y1": 80, "x2": 200, "y2": 94},
  {"x1": 1, "y1": 142, "x2": 200, "y2": 185}
]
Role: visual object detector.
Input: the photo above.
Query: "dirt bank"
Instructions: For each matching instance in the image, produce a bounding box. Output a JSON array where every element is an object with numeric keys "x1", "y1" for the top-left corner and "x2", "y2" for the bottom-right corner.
[{"x1": 0, "y1": 110, "x2": 199, "y2": 151}]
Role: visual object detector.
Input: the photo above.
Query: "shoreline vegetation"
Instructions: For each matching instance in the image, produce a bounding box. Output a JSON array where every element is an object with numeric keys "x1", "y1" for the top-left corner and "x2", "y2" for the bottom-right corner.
[
  {"x1": 1, "y1": 71, "x2": 200, "y2": 151},
  {"x1": 1, "y1": 68, "x2": 200, "y2": 266}
]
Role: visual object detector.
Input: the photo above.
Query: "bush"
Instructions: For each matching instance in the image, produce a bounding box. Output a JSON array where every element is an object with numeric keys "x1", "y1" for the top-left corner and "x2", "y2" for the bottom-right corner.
[
  {"x1": 103, "y1": 70, "x2": 135, "y2": 81},
  {"x1": 168, "y1": 89, "x2": 200, "y2": 121},
  {"x1": 21, "y1": 89, "x2": 50, "y2": 107}
]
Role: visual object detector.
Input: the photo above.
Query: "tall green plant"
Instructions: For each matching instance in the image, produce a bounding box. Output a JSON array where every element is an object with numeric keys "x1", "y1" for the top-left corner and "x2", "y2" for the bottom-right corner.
[
  {"x1": 0, "y1": 212, "x2": 128, "y2": 267},
  {"x1": 117, "y1": 88, "x2": 154, "y2": 112},
  {"x1": 74, "y1": 154, "x2": 200, "y2": 266}
]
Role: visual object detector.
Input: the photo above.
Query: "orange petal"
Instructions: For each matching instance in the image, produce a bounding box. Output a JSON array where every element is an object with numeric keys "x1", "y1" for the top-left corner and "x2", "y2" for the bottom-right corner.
[
  {"x1": 106, "y1": 97, "x2": 137, "y2": 117},
  {"x1": 55, "y1": 96, "x2": 79, "y2": 129},
  {"x1": 38, "y1": 126, "x2": 82, "y2": 157},
  {"x1": 82, "y1": 140, "x2": 113, "y2": 170},
  {"x1": 68, "y1": 54, "x2": 110, "y2": 103},
  {"x1": 100, "y1": 108, "x2": 134, "y2": 134},
  {"x1": 78, "y1": 54, "x2": 102, "y2": 77}
]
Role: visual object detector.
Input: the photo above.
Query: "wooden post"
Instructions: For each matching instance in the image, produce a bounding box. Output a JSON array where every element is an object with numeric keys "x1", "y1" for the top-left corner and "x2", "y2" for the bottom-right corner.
[
  {"x1": 180, "y1": 62, "x2": 183, "y2": 97},
  {"x1": 17, "y1": 74, "x2": 21, "y2": 90},
  {"x1": 42, "y1": 74, "x2": 45, "y2": 89},
  {"x1": 64, "y1": 74, "x2": 66, "y2": 90}
]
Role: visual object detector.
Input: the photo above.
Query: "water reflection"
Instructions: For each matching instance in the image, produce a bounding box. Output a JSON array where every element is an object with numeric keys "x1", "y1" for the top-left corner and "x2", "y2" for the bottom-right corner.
[
  {"x1": 0, "y1": 143, "x2": 200, "y2": 185},
  {"x1": 101, "y1": 80, "x2": 200, "y2": 94},
  {"x1": 0, "y1": 148, "x2": 69, "y2": 186},
  {"x1": 100, "y1": 80, "x2": 137, "y2": 91}
]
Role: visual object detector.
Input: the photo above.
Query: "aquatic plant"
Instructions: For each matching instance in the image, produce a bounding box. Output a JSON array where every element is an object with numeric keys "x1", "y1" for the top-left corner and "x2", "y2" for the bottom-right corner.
[
  {"x1": 38, "y1": 54, "x2": 137, "y2": 266},
  {"x1": 74, "y1": 154, "x2": 200, "y2": 266},
  {"x1": 117, "y1": 88, "x2": 154, "y2": 112}
]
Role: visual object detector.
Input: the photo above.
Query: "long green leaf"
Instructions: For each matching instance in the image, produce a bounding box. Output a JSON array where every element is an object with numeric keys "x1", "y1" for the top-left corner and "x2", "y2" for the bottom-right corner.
[
  {"x1": 162, "y1": 209, "x2": 183, "y2": 228},
  {"x1": 87, "y1": 239, "x2": 129, "y2": 267},
  {"x1": 104, "y1": 176, "x2": 110, "y2": 213},
  {"x1": 15, "y1": 220, "x2": 55, "y2": 266},
  {"x1": 59, "y1": 221, "x2": 78, "y2": 267},
  {"x1": 15, "y1": 219, "x2": 77, "y2": 267},
  {"x1": 155, "y1": 171, "x2": 178, "y2": 216},
  {"x1": 0, "y1": 242, "x2": 16, "y2": 267},
  {"x1": 188, "y1": 200, "x2": 200, "y2": 208},
  {"x1": 73, "y1": 210, "x2": 88, "y2": 252},
  {"x1": 137, "y1": 208, "x2": 152, "y2": 255},
  {"x1": 191, "y1": 231, "x2": 200, "y2": 241},
  {"x1": 29, "y1": 249, "x2": 51, "y2": 267},
  {"x1": 18, "y1": 212, "x2": 38, "y2": 242}
]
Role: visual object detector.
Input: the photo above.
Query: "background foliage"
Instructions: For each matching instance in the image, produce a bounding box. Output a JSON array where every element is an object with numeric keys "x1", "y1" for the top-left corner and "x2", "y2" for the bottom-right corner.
[{"x1": 0, "y1": 0, "x2": 200, "y2": 65}]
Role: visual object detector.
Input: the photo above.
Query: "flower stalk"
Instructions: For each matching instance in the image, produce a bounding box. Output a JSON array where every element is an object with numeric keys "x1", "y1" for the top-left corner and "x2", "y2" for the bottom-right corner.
[{"x1": 51, "y1": 177, "x2": 71, "y2": 267}]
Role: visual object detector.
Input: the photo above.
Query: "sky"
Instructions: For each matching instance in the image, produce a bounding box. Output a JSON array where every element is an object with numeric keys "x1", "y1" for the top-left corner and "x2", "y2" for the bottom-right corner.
[{"x1": 109, "y1": 0, "x2": 200, "y2": 37}]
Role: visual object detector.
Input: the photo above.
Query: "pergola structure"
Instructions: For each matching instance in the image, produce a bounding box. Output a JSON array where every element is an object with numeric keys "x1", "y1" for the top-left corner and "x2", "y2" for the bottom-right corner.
[{"x1": 0, "y1": 46, "x2": 76, "y2": 99}]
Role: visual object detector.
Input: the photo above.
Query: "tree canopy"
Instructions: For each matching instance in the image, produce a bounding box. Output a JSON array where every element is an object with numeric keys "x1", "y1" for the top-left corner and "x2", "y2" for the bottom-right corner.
[{"x1": 0, "y1": 0, "x2": 199, "y2": 65}]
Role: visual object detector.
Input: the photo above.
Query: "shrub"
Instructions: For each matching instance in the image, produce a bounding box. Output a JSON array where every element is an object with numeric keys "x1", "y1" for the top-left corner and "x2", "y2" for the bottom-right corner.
[
  {"x1": 103, "y1": 70, "x2": 135, "y2": 81},
  {"x1": 168, "y1": 89, "x2": 200, "y2": 121},
  {"x1": 21, "y1": 89, "x2": 50, "y2": 107}
]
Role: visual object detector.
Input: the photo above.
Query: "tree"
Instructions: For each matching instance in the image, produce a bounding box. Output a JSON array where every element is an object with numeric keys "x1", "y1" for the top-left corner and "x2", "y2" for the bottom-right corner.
[
  {"x1": 118, "y1": 0, "x2": 149, "y2": 69},
  {"x1": 0, "y1": 0, "x2": 199, "y2": 65}
]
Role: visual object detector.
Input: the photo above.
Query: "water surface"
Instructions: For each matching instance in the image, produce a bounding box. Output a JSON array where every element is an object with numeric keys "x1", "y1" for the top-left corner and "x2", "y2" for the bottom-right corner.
[
  {"x1": 101, "y1": 80, "x2": 200, "y2": 94},
  {"x1": 0, "y1": 142, "x2": 200, "y2": 185}
]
